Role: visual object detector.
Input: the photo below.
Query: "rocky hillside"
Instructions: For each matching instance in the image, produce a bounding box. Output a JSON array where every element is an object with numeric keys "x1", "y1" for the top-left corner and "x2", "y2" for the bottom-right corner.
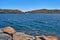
[
  {"x1": 0, "y1": 9, "x2": 60, "y2": 14},
  {"x1": 25, "y1": 9, "x2": 60, "y2": 14},
  {"x1": 0, "y1": 26, "x2": 59, "y2": 40},
  {"x1": 0, "y1": 9, "x2": 23, "y2": 14}
]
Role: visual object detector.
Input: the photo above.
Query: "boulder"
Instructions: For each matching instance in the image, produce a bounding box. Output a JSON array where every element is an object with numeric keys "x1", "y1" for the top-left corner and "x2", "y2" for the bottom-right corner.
[
  {"x1": 0, "y1": 32, "x2": 12, "y2": 40},
  {"x1": 43, "y1": 36, "x2": 58, "y2": 40},
  {"x1": 36, "y1": 35, "x2": 58, "y2": 40},
  {"x1": 1, "y1": 26, "x2": 16, "y2": 35},
  {"x1": 35, "y1": 36, "x2": 44, "y2": 40},
  {"x1": 0, "y1": 29, "x2": 3, "y2": 32},
  {"x1": 13, "y1": 32, "x2": 35, "y2": 40},
  {"x1": 13, "y1": 33, "x2": 27, "y2": 40}
]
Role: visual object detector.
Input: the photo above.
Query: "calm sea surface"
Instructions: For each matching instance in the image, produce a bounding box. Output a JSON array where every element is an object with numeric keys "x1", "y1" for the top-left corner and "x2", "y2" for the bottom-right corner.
[{"x1": 0, "y1": 14, "x2": 60, "y2": 37}]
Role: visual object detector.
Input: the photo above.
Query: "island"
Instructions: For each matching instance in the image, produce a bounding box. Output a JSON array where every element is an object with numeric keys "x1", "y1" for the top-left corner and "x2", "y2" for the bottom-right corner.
[
  {"x1": 0, "y1": 9, "x2": 60, "y2": 14},
  {"x1": 0, "y1": 9, "x2": 23, "y2": 14},
  {"x1": 25, "y1": 9, "x2": 60, "y2": 14}
]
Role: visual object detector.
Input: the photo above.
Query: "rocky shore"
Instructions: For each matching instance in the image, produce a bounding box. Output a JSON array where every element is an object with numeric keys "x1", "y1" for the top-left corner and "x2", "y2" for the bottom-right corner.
[{"x1": 0, "y1": 26, "x2": 59, "y2": 40}]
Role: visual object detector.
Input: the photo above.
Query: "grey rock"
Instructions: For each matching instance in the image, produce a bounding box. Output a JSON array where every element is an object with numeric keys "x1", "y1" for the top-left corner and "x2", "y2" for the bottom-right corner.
[
  {"x1": 0, "y1": 29, "x2": 12, "y2": 40},
  {"x1": 0, "y1": 29, "x2": 3, "y2": 33},
  {"x1": 0, "y1": 32, "x2": 12, "y2": 40}
]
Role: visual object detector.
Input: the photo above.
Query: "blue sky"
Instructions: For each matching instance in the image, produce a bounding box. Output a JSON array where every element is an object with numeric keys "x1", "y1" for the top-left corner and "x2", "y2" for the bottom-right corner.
[{"x1": 0, "y1": 0, "x2": 60, "y2": 11}]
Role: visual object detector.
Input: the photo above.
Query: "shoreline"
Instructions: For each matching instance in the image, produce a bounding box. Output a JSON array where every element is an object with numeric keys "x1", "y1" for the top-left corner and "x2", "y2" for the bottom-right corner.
[
  {"x1": 0, "y1": 26, "x2": 59, "y2": 40},
  {"x1": 0, "y1": 9, "x2": 60, "y2": 14}
]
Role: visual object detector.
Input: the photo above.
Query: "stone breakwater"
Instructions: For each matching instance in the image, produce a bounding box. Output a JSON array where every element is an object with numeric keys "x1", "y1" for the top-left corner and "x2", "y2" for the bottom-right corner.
[{"x1": 0, "y1": 26, "x2": 59, "y2": 40}]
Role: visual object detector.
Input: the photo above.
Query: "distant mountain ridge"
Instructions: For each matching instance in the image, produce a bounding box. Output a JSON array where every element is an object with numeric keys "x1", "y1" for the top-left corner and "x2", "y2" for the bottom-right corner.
[
  {"x1": 0, "y1": 9, "x2": 23, "y2": 14},
  {"x1": 0, "y1": 9, "x2": 60, "y2": 14},
  {"x1": 25, "y1": 9, "x2": 60, "y2": 14}
]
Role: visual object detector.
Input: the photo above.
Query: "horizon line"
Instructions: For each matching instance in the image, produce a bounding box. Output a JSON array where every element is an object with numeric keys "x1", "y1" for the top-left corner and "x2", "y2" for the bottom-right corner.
[{"x1": 0, "y1": 8, "x2": 60, "y2": 12}]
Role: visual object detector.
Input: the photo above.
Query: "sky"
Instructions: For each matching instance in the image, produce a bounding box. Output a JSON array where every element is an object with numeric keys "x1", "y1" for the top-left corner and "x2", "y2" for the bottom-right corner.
[{"x1": 0, "y1": 0, "x2": 60, "y2": 11}]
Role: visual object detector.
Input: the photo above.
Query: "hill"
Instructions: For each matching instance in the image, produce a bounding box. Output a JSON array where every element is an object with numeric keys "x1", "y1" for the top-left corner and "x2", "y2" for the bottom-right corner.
[
  {"x1": 25, "y1": 9, "x2": 60, "y2": 14},
  {"x1": 0, "y1": 9, "x2": 23, "y2": 14}
]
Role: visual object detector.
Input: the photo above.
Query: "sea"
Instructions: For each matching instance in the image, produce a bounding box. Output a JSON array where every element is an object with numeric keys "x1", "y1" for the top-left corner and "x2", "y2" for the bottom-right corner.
[{"x1": 0, "y1": 13, "x2": 60, "y2": 37}]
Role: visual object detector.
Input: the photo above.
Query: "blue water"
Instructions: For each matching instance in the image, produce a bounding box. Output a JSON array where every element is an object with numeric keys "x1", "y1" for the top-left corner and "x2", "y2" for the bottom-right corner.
[{"x1": 0, "y1": 14, "x2": 60, "y2": 37}]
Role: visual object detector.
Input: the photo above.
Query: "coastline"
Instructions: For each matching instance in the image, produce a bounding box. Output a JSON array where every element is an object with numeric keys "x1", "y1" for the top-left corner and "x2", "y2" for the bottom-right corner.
[
  {"x1": 0, "y1": 9, "x2": 60, "y2": 14},
  {"x1": 0, "y1": 26, "x2": 59, "y2": 40}
]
